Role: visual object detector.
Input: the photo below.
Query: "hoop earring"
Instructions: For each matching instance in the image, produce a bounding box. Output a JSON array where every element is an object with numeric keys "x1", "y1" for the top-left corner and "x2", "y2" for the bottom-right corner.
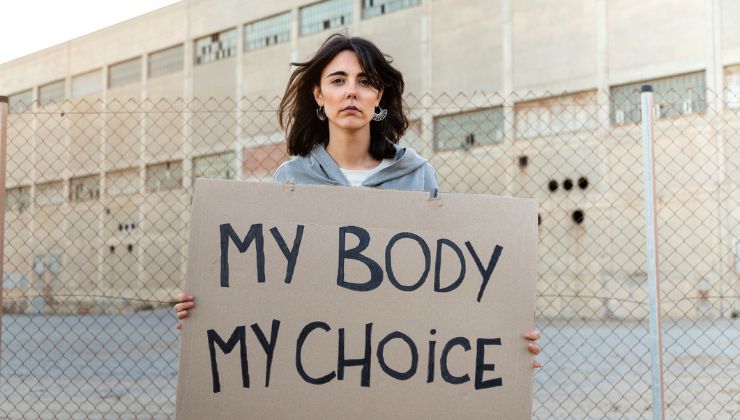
[
  {"x1": 372, "y1": 106, "x2": 387, "y2": 121},
  {"x1": 316, "y1": 106, "x2": 327, "y2": 121}
]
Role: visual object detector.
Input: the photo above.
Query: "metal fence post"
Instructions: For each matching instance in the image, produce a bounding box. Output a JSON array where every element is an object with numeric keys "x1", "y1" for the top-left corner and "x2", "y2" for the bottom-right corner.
[
  {"x1": 0, "y1": 95, "x2": 8, "y2": 355},
  {"x1": 639, "y1": 85, "x2": 665, "y2": 420}
]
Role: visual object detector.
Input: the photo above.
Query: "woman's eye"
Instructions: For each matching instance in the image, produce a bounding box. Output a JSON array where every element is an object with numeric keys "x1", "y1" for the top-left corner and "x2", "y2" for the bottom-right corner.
[
  {"x1": 359, "y1": 79, "x2": 371, "y2": 86},
  {"x1": 330, "y1": 79, "x2": 344, "y2": 85}
]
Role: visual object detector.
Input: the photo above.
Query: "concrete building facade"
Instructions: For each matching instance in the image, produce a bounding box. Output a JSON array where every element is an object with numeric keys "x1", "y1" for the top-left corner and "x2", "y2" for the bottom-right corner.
[{"x1": 1, "y1": 0, "x2": 738, "y2": 318}]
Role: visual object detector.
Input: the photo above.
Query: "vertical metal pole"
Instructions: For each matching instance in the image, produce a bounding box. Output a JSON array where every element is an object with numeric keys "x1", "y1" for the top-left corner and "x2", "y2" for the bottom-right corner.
[
  {"x1": 0, "y1": 95, "x2": 8, "y2": 355},
  {"x1": 639, "y1": 85, "x2": 665, "y2": 420}
]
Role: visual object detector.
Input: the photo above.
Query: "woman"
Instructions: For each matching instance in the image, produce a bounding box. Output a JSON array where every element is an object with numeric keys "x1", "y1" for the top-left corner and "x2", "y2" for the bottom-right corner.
[
  {"x1": 175, "y1": 34, "x2": 541, "y2": 367},
  {"x1": 274, "y1": 34, "x2": 438, "y2": 191}
]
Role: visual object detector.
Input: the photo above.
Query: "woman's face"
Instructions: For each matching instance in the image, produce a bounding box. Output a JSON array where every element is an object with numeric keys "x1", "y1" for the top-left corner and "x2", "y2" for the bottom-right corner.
[{"x1": 314, "y1": 50, "x2": 383, "y2": 132}]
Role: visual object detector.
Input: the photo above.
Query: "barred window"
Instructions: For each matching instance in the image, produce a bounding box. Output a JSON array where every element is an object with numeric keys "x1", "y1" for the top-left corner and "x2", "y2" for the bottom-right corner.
[
  {"x1": 72, "y1": 70, "x2": 102, "y2": 98},
  {"x1": 195, "y1": 28, "x2": 237, "y2": 65},
  {"x1": 39, "y1": 80, "x2": 66, "y2": 106},
  {"x1": 146, "y1": 161, "x2": 183, "y2": 192},
  {"x1": 6, "y1": 186, "x2": 31, "y2": 213},
  {"x1": 9, "y1": 89, "x2": 33, "y2": 114},
  {"x1": 35, "y1": 182, "x2": 65, "y2": 207},
  {"x1": 109, "y1": 57, "x2": 142, "y2": 89},
  {"x1": 724, "y1": 64, "x2": 740, "y2": 109},
  {"x1": 515, "y1": 91, "x2": 599, "y2": 138},
  {"x1": 433, "y1": 107, "x2": 505, "y2": 151},
  {"x1": 69, "y1": 175, "x2": 100, "y2": 202},
  {"x1": 149, "y1": 44, "x2": 184, "y2": 78},
  {"x1": 610, "y1": 71, "x2": 707, "y2": 125},
  {"x1": 193, "y1": 152, "x2": 235, "y2": 182},
  {"x1": 361, "y1": 0, "x2": 420, "y2": 19},
  {"x1": 299, "y1": 0, "x2": 353, "y2": 36},
  {"x1": 244, "y1": 12, "x2": 292, "y2": 51},
  {"x1": 106, "y1": 169, "x2": 140, "y2": 197}
]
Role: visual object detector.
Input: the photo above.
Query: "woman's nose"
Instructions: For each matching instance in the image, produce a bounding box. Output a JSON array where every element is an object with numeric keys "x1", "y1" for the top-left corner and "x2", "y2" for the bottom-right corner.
[{"x1": 345, "y1": 82, "x2": 357, "y2": 98}]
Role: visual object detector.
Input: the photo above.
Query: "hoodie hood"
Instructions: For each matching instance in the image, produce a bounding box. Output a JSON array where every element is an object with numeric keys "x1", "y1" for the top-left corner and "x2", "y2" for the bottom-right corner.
[
  {"x1": 291, "y1": 143, "x2": 429, "y2": 187},
  {"x1": 273, "y1": 141, "x2": 439, "y2": 194}
]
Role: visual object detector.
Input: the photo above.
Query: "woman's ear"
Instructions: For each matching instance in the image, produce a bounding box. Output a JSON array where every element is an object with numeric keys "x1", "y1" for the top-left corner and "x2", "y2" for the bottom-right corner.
[
  {"x1": 313, "y1": 85, "x2": 323, "y2": 107},
  {"x1": 375, "y1": 86, "x2": 384, "y2": 107}
]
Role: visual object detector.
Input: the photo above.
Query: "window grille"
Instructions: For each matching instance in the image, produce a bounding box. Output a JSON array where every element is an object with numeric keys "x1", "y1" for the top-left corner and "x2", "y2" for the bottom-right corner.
[
  {"x1": 193, "y1": 152, "x2": 235, "y2": 182},
  {"x1": 610, "y1": 71, "x2": 707, "y2": 125},
  {"x1": 724, "y1": 64, "x2": 740, "y2": 109},
  {"x1": 194, "y1": 28, "x2": 237, "y2": 65},
  {"x1": 9, "y1": 89, "x2": 33, "y2": 114},
  {"x1": 39, "y1": 80, "x2": 66, "y2": 106},
  {"x1": 146, "y1": 161, "x2": 183, "y2": 192},
  {"x1": 433, "y1": 107, "x2": 505, "y2": 151},
  {"x1": 35, "y1": 182, "x2": 65, "y2": 207},
  {"x1": 244, "y1": 12, "x2": 292, "y2": 51},
  {"x1": 361, "y1": 0, "x2": 420, "y2": 19},
  {"x1": 515, "y1": 91, "x2": 599, "y2": 138},
  {"x1": 69, "y1": 175, "x2": 101, "y2": 202},
  {"x1": 6, "y1": 186, "x2": 31, "y2": 213},
  {"x1": 299, "y1": 0, "x2": 353, "y2": 36},
  {"x1": 106, "y1": 169, "x2": 140, "y2": 197},
  {"x1": 109, "y1": 57, "x2": 142, "y2": 89},
  {"x1": 72, "y1": 70, "x2": 102, "y2": 98},
  {"x1": 149, "y1": 44, "x2": 184, "y2": 78}
]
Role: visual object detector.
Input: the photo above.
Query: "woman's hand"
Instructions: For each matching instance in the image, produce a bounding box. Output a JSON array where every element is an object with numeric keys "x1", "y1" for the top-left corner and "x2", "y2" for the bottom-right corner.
[
  {"x1": 523, "y1": 330, "x2": 542, "y2": 368},
  {"x1": 174, "y1": 293, "x2": 194, "y2": 330}
]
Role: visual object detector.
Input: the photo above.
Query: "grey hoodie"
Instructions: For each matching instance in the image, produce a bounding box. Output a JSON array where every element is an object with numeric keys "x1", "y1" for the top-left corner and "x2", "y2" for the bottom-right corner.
[{"x1": 273, "y1": 143, "x2": 439, "y2": 194}]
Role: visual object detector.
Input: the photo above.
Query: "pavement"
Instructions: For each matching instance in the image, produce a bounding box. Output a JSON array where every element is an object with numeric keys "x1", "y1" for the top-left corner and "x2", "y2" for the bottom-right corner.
[{"x1": 1, "y1": 309, "x2": 737, "y2": 419}]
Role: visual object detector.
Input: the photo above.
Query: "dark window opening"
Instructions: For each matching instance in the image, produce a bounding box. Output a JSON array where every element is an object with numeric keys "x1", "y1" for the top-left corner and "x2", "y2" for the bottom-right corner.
[
  {"x1": 563, "y1": 178, "x2": 573, "y2": 191},
  {"x1": 572, "y1": 209, "x2": 585, "y2": 225},
  {"x1": 518, "y1": 155, "x2": 528, "y2": 168}
]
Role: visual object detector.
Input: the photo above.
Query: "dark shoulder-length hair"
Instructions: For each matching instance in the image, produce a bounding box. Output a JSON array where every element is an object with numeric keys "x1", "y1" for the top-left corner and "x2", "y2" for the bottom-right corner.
[{"x1": 278, "y1": 33, "x2": 408, "y2": 159}]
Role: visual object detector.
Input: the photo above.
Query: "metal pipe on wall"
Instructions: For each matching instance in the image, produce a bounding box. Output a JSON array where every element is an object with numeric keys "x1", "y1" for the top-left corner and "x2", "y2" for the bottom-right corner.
[
  {"x1": 639, "y1": 85, "x2": 665, "y2": 420},
  {"x1": 0, "y1": 95, "x2": 9, "y2": 354}
]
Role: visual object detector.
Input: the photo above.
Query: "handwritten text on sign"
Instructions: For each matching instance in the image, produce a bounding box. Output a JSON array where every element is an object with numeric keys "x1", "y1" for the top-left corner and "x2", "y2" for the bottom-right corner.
[{"x1": 208, "y1": 222, "x2": 505, "y2": 392}]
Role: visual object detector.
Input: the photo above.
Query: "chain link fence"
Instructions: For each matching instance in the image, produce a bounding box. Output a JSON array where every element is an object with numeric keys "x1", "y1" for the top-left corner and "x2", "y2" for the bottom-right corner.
[{"x1": 1, "y1": 89, "x2": 738, "y2": 419}]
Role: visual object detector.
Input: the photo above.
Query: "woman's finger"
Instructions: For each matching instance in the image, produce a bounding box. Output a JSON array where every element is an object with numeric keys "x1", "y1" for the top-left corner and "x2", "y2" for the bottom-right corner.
[
  {"x1": 177, "y1": 310, "x2": 188, "y2": 320},
  {"x1": 533, "y1": 360, "x2": 542, "y2": 369},
  {"x1": 523, "y1": 330, "x2": 540, "y2": 340},
  {"x1": 174, "y1": 302, "x2": 194, "y2": 313},
  {"x1": 528, "y1": 342, "x2": 541, "y2": 355},
  {"x1": 176, "y1": 322, "x2": 183, "y2": 330},
  {"x1": 176, "y1": 293, "x2": 193, "y2": 303}
]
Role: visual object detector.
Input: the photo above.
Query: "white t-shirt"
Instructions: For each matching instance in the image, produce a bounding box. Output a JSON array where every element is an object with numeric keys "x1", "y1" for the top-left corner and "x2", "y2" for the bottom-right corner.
[{"x1": 339, "y1": 159, "x2": 394, "y2": 187}]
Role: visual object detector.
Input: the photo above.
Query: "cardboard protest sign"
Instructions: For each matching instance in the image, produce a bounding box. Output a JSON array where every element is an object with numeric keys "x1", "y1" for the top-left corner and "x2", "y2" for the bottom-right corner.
[{"x1": 176, "y1": 180, "x2": 537, "y2": 419}]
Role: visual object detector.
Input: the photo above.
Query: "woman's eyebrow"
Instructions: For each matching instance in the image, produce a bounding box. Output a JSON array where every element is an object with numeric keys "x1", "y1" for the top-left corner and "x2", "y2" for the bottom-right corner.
[{"x1": 326, "y1": 71, "x2": 369, "y2": 78}]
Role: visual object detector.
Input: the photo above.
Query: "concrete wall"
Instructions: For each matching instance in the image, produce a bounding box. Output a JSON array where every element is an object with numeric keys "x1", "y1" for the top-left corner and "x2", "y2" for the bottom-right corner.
[
  {"x1": 1, "y1": 0, "x2": 738, "y2": 318},
  {"x1": 514, "y1": 0, "x2": 597, "y2": 93}
]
